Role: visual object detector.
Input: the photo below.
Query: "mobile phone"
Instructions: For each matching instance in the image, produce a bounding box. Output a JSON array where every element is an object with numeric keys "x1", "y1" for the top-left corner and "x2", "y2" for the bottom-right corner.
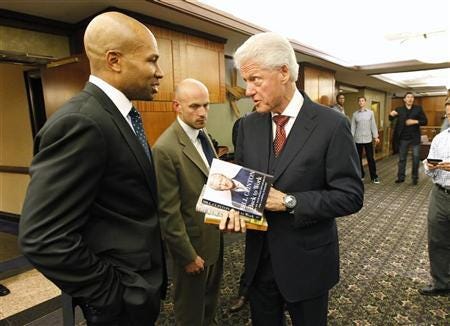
[{"x1": 427, "y1": 158, "x2": 442, "y2": 164}]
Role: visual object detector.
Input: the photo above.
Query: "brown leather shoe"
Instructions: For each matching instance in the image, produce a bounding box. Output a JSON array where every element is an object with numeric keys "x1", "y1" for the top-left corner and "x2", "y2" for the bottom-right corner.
[
  {"x1": 229, "y1": 295, "x2": 247, "y2": 313},
  {"x1": 418, "y1": 285, "x2": 450, "y2": 296}
]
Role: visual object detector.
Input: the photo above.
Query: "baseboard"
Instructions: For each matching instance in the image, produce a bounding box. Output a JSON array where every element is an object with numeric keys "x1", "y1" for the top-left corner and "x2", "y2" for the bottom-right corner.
[
  {"x1": 0, "y1": 296, "x2": 61, "y2": 325},
  {"x1": 0, "y1": 211, "x2": 20, "y2": 223}
]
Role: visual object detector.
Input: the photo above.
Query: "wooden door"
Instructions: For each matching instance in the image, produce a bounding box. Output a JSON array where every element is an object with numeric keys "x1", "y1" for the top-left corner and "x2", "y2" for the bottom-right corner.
[{"x1": 41, "y1": 55, "x2": 90, "y2": 118}]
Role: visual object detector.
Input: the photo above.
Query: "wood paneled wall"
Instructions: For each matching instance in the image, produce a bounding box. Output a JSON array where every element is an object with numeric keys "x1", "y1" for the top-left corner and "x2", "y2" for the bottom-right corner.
[
  {"x1": 0, "y1": 64, "x2": 33, "y2": 215},
  {"x1": 40, "y1": 25, "x2": 226, "y2": 145},
  {"x1": 391, "y1": 96, "x2": 447, "y2": 126},
  {"x1": 297, "y1": 63, "x2": 335, "y2": 106},
  {"x1": 136, "y1": 25, "x2": 226, "y2": 144}
]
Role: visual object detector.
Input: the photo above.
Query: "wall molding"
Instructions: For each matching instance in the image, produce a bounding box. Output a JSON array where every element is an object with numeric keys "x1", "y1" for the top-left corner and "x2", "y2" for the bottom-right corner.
[
  {"x1": 0, "y1": 166, "x2": 29, "y2": 174},
  {"x1": 0, "y1": 210, "x2": 20, "y2": 222}
]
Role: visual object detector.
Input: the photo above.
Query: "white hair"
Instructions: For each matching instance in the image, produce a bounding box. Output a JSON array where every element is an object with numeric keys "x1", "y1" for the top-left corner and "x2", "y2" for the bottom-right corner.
[{"x1": 234, "y1": 32, "x2": 299, "y2": 82}]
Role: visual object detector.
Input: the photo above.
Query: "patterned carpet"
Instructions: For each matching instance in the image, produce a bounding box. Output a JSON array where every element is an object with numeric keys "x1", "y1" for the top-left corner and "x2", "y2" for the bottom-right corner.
[{"x1": 156, "y1": 155, "x2": 449, "y2": 325}]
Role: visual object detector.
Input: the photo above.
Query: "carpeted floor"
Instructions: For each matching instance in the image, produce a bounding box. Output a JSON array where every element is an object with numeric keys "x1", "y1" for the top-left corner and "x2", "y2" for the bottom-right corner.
[
  {"x1": 155, "y1": 155, "x2": 449, "y2": 325},
  {"x1": 5, "y1": 155, "x2": 448, "y2": 325}
]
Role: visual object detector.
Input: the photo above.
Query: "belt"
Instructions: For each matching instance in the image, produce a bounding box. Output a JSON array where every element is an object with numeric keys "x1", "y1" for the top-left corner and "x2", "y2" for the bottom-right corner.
[{"x1": 435, "y1": 184, "x2": 450, "y2": 195}]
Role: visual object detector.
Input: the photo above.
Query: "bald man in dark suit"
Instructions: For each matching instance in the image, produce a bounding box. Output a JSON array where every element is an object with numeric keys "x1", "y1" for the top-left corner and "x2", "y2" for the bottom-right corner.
[{"x1": 19, "y1": 12, "x2": 166, "y2": 326}]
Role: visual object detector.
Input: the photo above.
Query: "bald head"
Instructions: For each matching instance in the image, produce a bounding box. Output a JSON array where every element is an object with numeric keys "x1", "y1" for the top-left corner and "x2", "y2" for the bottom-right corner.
[
  {"x1": 84, "y1": 12, "x2": 163, "y2": 100},
  {"x1": 85, "y1": 12, "x2": 145, "y2": 72},
  {"x1": 174, "y1": 79, "x2": 210, "y2": 129},
  {"x1": 174, "y1": 78, "x2": 209, "y2": 102}
]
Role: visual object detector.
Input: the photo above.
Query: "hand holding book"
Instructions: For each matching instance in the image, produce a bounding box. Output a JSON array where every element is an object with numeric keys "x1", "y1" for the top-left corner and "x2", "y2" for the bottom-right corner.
[
  {"x1": 219, "y1": 209, "x2": 246, "y2": 233},
  {"x1": 196, "y1": 159, "x2": 272, "y2": 231}
]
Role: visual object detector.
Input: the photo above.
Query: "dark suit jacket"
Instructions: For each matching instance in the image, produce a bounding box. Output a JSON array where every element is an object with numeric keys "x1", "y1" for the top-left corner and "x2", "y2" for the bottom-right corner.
[
  {"x1": 235, "y1": 91, "x2": 363, "y2": 302},
  {"x1": 19, "y1": 82, "x2": 166, "y2": 324},
  {"x1": 389, "y1": 105, "x2": 428, "y2": 145},
  {"x1": 230, "y1": 168, "x2": 251, "y2": 206}
]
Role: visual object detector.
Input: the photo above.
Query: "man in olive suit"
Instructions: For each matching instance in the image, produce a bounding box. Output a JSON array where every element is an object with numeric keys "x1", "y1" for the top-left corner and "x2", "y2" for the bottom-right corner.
[{"x1": 153, "y1": 79, "x2": 222, "y2": 325}]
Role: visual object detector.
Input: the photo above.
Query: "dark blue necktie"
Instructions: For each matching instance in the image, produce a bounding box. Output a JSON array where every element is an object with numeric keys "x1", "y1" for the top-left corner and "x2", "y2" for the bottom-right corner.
[
  {"x1": 198, "y1": 130, "x2": 215, "y2": 166},
  {"x1": 129, "y1": 107, "x2": 151, "y2": 160}
]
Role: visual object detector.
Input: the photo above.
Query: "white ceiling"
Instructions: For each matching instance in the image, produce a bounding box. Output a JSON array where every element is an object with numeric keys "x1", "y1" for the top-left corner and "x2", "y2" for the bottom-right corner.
[
  {"x1": 196, "y1": 0, "x2": 450, "y2": 95},
  {"x1": 0, "y1": 0, "x2": 449, "y2": 96},
  {"x1": 200, "y1": 0, "x2": 450, "y2": 67}
]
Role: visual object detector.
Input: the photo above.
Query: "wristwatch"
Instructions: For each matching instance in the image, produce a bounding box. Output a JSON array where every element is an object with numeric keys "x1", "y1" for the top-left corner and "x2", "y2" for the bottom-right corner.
[{"x1": 283, "y1": 194, "x2": 297, "y2": 212}]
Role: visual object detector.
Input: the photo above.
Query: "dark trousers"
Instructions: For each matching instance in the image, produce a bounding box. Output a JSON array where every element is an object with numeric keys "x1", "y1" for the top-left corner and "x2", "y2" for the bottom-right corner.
[
  {"x1": 238, "y1": 271, "x2": 249, "y2": 297},
  {"x1": 80, "y1": 295, "x2": 161, "y2": 326},
  {"x1": 427, "y1": 186, "x2": 450, "y2": 289},
  {"x1": 397, "y1": 139, "x2": 420, "y2": 181},
  {"x1": 248, "y1": 249, "x2": 328, "y2": 326},
  {"x1": 356, "y1": 142, "x2": 378, "y2": 180}
]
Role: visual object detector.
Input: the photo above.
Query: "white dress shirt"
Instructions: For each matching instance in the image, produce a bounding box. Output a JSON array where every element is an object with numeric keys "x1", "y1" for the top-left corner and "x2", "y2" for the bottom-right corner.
[
  {"x1": 271, "y1": 89, "x2": 304, "y2": 140},
  {"x1": 89, "y1": 75, "x2": 137, "y2": 133},
  {"x1": 177, "y1": 116, "x2": 210, "y2": 168},
  {"x1": 424, "y1": 127, "x2": 450, "y2": 188}
]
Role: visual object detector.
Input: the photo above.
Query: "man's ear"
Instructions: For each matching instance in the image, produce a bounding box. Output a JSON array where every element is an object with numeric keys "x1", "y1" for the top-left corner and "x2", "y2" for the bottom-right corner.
[
  {"x1": 173, "y1": 100, "x2": 180, "y2": 112},
  {"x1": 280, "y1": 65, "x2": 290, "y2": 83},
  {"x1": 106, "y1": 50, "x2": 121, "y2": 72}
]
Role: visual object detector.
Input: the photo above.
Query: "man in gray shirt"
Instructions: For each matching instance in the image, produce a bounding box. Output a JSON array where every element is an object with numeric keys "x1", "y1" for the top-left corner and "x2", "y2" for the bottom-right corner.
[{"x1": 351, "y1": 96, "x2": 380, "y2": 183}]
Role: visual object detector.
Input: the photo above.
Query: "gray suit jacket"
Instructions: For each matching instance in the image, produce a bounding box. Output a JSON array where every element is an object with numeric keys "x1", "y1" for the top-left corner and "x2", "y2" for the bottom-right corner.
[{"x1": 19, "y1": 82, "x2": 166, "y2": 324}]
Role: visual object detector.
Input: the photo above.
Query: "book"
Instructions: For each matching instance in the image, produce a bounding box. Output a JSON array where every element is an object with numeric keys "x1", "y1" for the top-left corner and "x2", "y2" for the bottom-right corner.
[
  {"x1": 196, "y1": 185, "x2": 268, "y2": 231},
  {"x1": 196, "y1": 158, "x2": 273, "y2": 231},
  {"x1": 204, "y1": 212, "x2": 268, "y2": 231}
]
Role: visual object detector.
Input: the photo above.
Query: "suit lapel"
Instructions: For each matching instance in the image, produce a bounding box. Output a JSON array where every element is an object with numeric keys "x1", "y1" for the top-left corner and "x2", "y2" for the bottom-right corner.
[
  {"x1": 174, "y1": 121, "x2": 210, "y2": 177},
  {"x1": 83, "y1": 83, "x2": 158, "y2": 203},
  {"x1": 272, "y1": 93, "x2": 318, "y2": 183}
]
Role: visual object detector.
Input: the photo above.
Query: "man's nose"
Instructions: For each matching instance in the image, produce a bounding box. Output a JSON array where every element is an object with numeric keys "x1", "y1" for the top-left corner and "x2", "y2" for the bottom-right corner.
[
  {"x1": 245, "y1": 84, "x2": 255, "y2": 96},
  {"x1": 155, "y1": 63, "x2": 164, "y2": 79}
]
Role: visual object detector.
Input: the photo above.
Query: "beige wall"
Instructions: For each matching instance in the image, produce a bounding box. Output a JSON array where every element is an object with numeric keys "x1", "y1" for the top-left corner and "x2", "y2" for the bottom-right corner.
[
  {"x1": 0, "y1": 64, "x2": 33, "y2": 215},
  {"x1": 0, "y1": 24, "x2": 70, "y2": 215},
  {"x1": 0, "y1": 25, "x2": 70, "y2": 58},
  {"x1": 345, "y1": 92, "x2": 364, "y2": 118},
  {"x1": 346, "y1": 89, "x2": 387, "y2": 127},
  {"x1": 207, "y1": 57, "x2": 253, "y2": 152},
  {"x1": 364, "y1": 88, "x2": 387, "y2": 128}
]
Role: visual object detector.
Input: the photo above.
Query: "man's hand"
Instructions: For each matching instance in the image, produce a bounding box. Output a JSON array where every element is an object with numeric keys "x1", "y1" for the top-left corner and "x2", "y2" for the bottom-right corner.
[
  {"x1": 185, "y1": 256, "x2": 205, "y2": 275},
  {"x1": 405, "y1": 119, "x2": 418, "y2": 126},
  {"x1": 434, "y1": 162, "x2": 450, "y2": 172},
  {"x1": 374, "y1": 138, "x2": 380, "y2": 144},
  {"x1": 219, "y1": 209, "x2": 246, "y2": 233},
  {"x1": 389, "y1": 110, "x2": 398, "y2": 117},
  {"x1": 265, "y1": 187, "x2": 286, "y2": 212}
]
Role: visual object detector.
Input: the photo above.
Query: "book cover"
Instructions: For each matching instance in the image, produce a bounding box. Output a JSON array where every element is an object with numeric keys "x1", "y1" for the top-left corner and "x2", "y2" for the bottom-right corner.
[{"x1": 196, "y1": 158, "x2": 273, "y2": 229}]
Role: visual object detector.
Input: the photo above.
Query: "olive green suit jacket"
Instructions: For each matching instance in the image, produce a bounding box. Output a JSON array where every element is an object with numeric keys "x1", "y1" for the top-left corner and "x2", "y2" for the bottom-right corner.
[{"x1": 153, "y1": 119, "x2": 221, "y2": 267}]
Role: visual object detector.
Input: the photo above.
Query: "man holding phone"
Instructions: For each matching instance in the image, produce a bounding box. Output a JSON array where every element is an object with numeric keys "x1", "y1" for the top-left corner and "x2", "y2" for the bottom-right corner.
[{"x1": 419, "y1": 100, "x2": 450, "y2": 296}]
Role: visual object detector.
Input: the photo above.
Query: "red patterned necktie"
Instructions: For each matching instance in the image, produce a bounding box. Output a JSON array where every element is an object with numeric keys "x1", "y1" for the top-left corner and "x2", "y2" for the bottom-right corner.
[{"x1": 273, "y1": 115, "x2": 290, "y2": 157}]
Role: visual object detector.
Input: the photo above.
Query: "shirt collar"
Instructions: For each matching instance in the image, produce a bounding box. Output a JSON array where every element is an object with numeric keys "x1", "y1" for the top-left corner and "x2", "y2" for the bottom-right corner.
[
  {"x1": 177, "y1": 116, "x2": 201, "y2": 141},
  {"x1": 271, "y1": 89, "x2": 303, "y2": 119},
  {"x1": 358, "y1": 107, "x2": 368, "y2": 112},
  {"x1": 89, "y1": 75, "x2": 133, "y2": 119}
]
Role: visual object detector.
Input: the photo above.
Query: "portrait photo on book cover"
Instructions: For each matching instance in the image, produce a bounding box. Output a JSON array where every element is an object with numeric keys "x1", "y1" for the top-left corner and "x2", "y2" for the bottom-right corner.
[{"x1": 204, "y1": 159, "x2": 273, "y2": 218}]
